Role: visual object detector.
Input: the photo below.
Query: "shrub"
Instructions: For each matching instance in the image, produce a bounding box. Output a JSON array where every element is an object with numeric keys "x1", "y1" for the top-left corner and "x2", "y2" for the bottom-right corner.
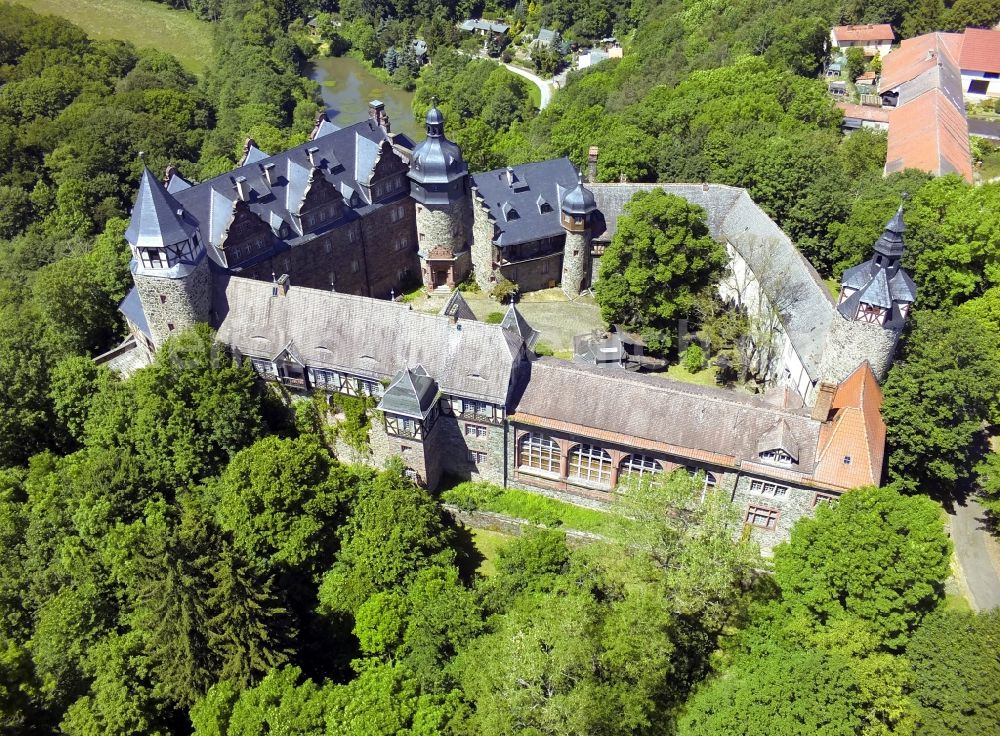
[
  {"x1": 490, "y1": 276, "x2": 518, "y2": 304},
  {"x1": 443, "y1": 481, "x2": 503, "y2": 511},
  {"x1": 534, "y1": 341, "x2": 554, "y2": 356},
  {"x1": 683, "y1": 344, "x2": 705, "y2": 372}
]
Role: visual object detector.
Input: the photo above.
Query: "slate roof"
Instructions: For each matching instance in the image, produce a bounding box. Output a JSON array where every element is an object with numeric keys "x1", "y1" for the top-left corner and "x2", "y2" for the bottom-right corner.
[
  {"x1": 589, "y1": 184, "x2": 835, "y2": 380},
  {"x1": 814, "y1": 362, "x2": 885, "y2": 488},
  {"x1": 472, "y1": 158, "x2": 579, "y2": 247},
  {"x1": 513, "y1": 358, "x2": 823, "y2": 474},
  {"x1": 119, "y1": 287, "x2": 151, "y2": 339},
  {"x1": 831, "y1": 24, "x2": 894, "y2": 43},
  {"x1": 460, "y1": 19, "x2": 509, "y2": 33},
  {"x1": 958, "y1": 28, "x2": 1000, "y2": 74},
  {"x1": 500, "y1": 302, "x2": 539, "y2": 349},
  {"x1": 125, "y1": 167, "x2": 199, "y2": 250},
  {"x1": 378, "y1": 365, "x2": 439, "y2": 419},
  {"x1": 212, "y1": 276, "x2": 524, "y2": 404},
  {"x1": 439, "y1": 290, "x2": 478, "y2": 321},
  {"x1": 155, "y1": 119, "x2": 415, "y2": 267},
  {"x1": 756, "y1": 418, "x2": 800, "y2": 461},
  {"x1": 536, "y1": 28, "x2": 557, "y2": 45}
]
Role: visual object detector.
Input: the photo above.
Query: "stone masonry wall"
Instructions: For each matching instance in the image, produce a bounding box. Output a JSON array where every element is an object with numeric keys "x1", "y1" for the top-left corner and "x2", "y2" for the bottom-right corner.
[
  {"x1": 368, "y1": 414, "x2": 443, "y2": 489},
  {"x1": 471, "y1": 195, "x2": 497, "y2": 291},
  {"x1": 434, "y1": 413, "x2": 507, "y2": 486},
  {"x1": 730, "y1": 473, "x2": 829, "y2": 555},
  {"x1": 561, "y1": 230, "x2": 591, "y2": 297},
  {"x1": 416, "y1": 197, "x2": 472, "y2": 288},
  {"x1": 819, "y1": 313, "x2": 900, "y2": 384},
  {"x1": 134, "y1": 257, "x2": 211, "y2": 346}
]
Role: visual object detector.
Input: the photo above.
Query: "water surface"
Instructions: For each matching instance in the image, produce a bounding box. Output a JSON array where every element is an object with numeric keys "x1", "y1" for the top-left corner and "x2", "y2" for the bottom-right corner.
[{"x1": 308, "y1": 56, "x2": 421, "y2": 140}]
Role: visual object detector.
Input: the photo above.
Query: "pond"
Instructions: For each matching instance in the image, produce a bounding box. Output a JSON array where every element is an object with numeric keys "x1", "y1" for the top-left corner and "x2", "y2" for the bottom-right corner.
[{"x1": 308, "y1": 55, "x2": 421, "y2": 140}]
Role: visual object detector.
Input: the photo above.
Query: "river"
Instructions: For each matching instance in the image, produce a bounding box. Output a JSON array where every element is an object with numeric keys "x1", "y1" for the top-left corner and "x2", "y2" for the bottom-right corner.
[{"x1": 308, "y1": 55, "x2": 421, "y2": 140}]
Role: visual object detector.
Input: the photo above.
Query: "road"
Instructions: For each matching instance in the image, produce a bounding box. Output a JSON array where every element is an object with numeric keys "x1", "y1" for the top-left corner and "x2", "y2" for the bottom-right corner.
[
  {"x1": 502, "y1": 62, "x2": 555, "y2": 110},
  {"x1": 951, "y1": 498, "x2": 1000, "y2": 611}
]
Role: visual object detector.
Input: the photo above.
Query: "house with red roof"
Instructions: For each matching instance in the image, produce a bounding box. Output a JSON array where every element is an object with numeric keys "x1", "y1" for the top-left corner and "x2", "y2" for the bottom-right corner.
[
  {"x1": 830, "y1": 24, "x2": 895, "y2": 57},
  {"x1": 959, "y1": 28, "x2": 1000, "y2": 101}
]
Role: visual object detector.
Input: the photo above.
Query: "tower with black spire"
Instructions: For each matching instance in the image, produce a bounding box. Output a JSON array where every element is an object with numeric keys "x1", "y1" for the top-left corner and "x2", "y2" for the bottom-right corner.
[
  {"x1": 559, "y1": 171, "x2": 598, "y2": 297},
  {"x1": 819, "y1": 205, "x2": 916, "y2": 384},
  {"x1": 124, "y1": 167, "x2": 211, "y2": 348},
  {"x1": 407, "y1": 103, "x2": 472, "y2": 291}
]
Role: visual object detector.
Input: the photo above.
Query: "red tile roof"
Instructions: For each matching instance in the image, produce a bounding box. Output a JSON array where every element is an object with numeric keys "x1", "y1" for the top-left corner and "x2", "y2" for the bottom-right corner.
[
  {"x1": 885, "y1": 88, "x2": 973, "y2": 182},
  {"x1": 814, "y1": 362, "x2": 886, "y2": 489},
  {"x1": 832, "y1": 24, "x2": 895, "y2": 43},
  {"x1": 880, "y1": 32, "x2": 964, "y2": 91},
  {"x1": 959, "y1": 28, "x2": 1000, "y2": 74}
]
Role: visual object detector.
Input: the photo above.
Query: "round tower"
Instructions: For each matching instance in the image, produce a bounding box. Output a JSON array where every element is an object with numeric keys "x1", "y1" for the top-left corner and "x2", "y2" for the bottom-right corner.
[
  {"x1": 819, "y1": 205, "x2": 916, "y2": 384},
  {"x1": 559, "y1": 172, "x2": 597, "y2": 297},
  {"x1": 124, "y1": 167, "x2": 211, "y2": 348},
  {"x1": 408, "y1": 104, "x2": 472, "y2": 291}
]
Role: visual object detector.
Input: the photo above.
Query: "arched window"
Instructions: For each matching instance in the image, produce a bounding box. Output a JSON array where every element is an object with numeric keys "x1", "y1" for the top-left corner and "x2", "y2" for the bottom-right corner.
[
  {"x1": 686, "y1": 466, "x2": 718, "y2": 494},
  {"x1": 569, "y1": 444, "x2": 612, "y2": 486},
  {"x1": 519, "y1": 432, "x2": 561, "y2": 474},
  {"x1": 619, "y1": 454, "x2": 662, "y2": 482}
]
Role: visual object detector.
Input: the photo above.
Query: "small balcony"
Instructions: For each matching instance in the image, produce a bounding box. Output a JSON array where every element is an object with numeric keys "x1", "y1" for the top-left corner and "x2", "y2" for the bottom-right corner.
[{"x1": 279, "y1": 375, "x2": 307, "y2": 389}]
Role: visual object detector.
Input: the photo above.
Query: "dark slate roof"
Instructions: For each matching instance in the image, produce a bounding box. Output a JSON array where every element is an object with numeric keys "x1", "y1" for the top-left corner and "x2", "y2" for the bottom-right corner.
[
  {"x1": 561, "y1": 173, "x2": 597, "y2": 215},
  {"x1": 839, "y1": 263, "x2": 916, "y2": 310},
  {"x1": 573, "y1": 330, "x2": 626, "y2": 366},
  {"x1": 153, "y1": 119, "x2": 414, "y2": 267},
  {"x1": 212, "y1": 276, "x2": 524, "y2": 404},
  {"x1": 119, "y1": 287, "x2": 151, "y2": 339},
  {"x1": 874, "y1": 206, "x2": 905, "y2": 258},
  {"x1": 501, "y1": 302, "x2": 539, "y2": 349},
  {"x1": 439, "y1": 290, "x2": 477, "y2": 321},
  {"x1": 472, "y1": 158, "x2": 578, "y2": 247},
  {"x1": 408, "y1": 107, "x2": 468, "y2": 193},
  {"x1": 378, "y1": 365, "x2": 439, "y2": 419},
  {"x1": 756, "y1": 418, "x2": 800, "y2": 461},
  {"x1": 125, "y1": 167, "x2": 198, "y2": 249},
  {"x1": 513, "y1": 358, "x2": 821, "y2": 472}
]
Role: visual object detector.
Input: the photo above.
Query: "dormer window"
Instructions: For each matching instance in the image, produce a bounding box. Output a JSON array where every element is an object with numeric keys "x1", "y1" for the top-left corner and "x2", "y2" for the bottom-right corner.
[{"x1": 759, "y1": 449, "x2": 794, "y2": 466}]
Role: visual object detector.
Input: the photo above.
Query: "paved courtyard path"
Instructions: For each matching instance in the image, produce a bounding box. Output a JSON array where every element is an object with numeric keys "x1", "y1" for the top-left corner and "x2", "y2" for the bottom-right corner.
[{"x1": 950, "y1": 498, "x2": 1000, "y2": 611}]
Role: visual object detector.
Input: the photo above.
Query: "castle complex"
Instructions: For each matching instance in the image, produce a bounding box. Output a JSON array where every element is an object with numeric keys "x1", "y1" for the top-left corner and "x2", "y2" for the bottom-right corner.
[{"x1": 107, "y1": 102, "x2": 917, "y2": 551}]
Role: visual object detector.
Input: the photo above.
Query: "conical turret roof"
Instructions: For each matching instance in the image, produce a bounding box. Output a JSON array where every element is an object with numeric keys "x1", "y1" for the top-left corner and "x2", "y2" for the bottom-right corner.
[
  {"x1": 125, "y1": 167, "x2": 198, "y2": 249},
  {"x1": 873, "y1": 205, "x2": 905, "y2": 259},
  {"x1": 501, "y1": 301, "x2": 539, "y2": 350}
]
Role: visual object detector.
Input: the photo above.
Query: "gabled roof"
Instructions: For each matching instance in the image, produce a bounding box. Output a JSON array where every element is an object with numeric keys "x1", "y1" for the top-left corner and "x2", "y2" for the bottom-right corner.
[
  {"x1": 885, "y1": 88, "x2": 973, "y2": 182},
  {"x1": 959, "y1": 28, "x2": 1000, "y2": 74},
  {"x1": 472, "y1": 158, "x2": 578, "y2": 247},
  {"x1": 213, "y1": 276, "x2": 524, "y2": 405},
  {"x1": 814, "y1": 362, "x2": 886, "y2": 488},
  {"x1": 124, "y1": 167, "x2": 198, "y2": 249},
  {"x1": 879, "y1": 32, "x2": 964, "y2": 92},
  {"x1": 501, "y1": 302, "x2": 539, "y2": 350},
  {"x1": 513, "y1": 358, "x2": 823, "y2": 473},
  {"x1": 831, "y1": 24, "x2": 894, "y2": 43},
  {"x1": 378, "y1": 365, "x2": 439, "y2": 419},
  {"x1": 756, "y1": 418, "x2": 801, "y2": 461},
  {"x1": 439, "y1": 290, "x2": 477, "y2": 321},
  {"x1": 119, "y1": 287, "x2": 151, "y2": 339}
]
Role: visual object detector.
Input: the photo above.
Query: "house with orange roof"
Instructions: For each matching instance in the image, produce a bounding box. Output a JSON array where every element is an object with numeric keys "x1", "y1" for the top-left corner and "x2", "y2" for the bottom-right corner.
[
  {"x1": 959, "y1": 27, "x2": 1000, "y2": 100},
  {"x1": 879, "y1": 32, "x2": 973, "y2": 182},
  {"x1": 830, "y1": 24, "x2": 895, "y2": 57}
]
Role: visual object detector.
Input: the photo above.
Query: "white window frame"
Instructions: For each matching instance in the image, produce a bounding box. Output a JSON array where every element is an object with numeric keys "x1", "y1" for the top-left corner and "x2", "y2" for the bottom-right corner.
[
  {"x1": 568, "y1": 444, "x2": 612, "y2": 486},
  {"x1": 750, "y1": 479, "x2": 788, "y2": 498}
]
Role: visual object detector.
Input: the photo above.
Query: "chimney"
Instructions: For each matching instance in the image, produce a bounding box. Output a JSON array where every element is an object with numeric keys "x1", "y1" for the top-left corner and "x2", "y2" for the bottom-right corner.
[
  {"x1": 263, "y1": 162, "x2": 276, "y2": 186},
  {"x1": 587, "y1": 146, "x2": 599, "y2": 183},
  {"x1": 306, "y1": 146, "x2": 320, "y2": 167},
  {"x1": 811, "y1": 381, "x2": 837, "y2": 421},
  {"x1": 276, "y1": 273, "x2": 290, "y2": 297},
  {"x1": 234, "y1": 175, "x2": 248, "y2": 201},
  {"x1": 368, "y1": 100, "x2": 390, "y2": 133},
  {"x1": 505, "y1": 166, "x2": 515, "y2": 187}
]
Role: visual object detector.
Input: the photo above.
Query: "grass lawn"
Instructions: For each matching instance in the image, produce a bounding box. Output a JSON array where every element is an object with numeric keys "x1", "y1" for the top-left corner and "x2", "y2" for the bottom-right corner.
[
  {"x1": 17, "y1": 0, "x2": 213, "y2": 74},
  {"x1": 661, "y1": 363, "x2": 719, "y2": 387},
  {"x1": 980, "y1": 147, "x2": 1000, "y2": 181},
  {"x1": 943, "y1": 593, "x2": 973, "y2": 613},
  {"x1": 469, "y1": 528, "x2": 514, "y2": 576}
]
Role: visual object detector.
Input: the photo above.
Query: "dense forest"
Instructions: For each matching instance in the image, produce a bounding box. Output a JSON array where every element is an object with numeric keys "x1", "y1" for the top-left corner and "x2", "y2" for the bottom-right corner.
[{"x1": 1, "y1": 0, "x2": 1000, "y2": 732}]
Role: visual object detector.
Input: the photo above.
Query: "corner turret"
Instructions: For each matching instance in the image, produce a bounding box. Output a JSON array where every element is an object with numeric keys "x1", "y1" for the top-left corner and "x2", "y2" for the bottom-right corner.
[
  {"x1": 408, "y1": 103, "x2": 473, "y2": 291},
  {"x1": 559, "y1": 171, "x2": 597, "y2": 297},
  {"x1": 818, "y1": 205, "x2": 916, "y2": 389},
  {"x1": 124, "y1": 167, "x2": 211, "y2": 347}
]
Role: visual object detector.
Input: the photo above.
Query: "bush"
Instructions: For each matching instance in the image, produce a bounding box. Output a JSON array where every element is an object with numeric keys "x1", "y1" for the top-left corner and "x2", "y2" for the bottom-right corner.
[
  {"x1": 683, "y1": 344, "x2": 705, "y2": 372},
  {"x1": 534, "y1": 341, "x2": 554, "y2": 356},
  {"x1": 490, "y1": 275, "x2": 519, "y2": 304},
  {"x1": 442, "y1": 481, "x2": 503, "y2": 511},
  {"x1": 485, "y1": 311, "x2": 505, "y2": 324}
]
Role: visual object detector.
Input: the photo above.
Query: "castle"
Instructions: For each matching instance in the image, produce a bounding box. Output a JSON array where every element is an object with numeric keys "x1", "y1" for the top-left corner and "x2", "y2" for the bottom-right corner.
[{"x1": 106, "y1": 102, "x2": 917, "y2": 551}]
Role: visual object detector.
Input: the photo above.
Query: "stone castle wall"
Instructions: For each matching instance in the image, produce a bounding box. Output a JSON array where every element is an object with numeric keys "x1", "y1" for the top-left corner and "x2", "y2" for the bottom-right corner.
[
  {"x1": 819, "y1": 314, "x2": 900, "y2": 384},
  {"x1": 471, "y1": 196, "x2": 497, "y2": 291},
  {"x1": 729, "y1": 473, "x2": 830, "y2": 555},
  {"x1": 561, "y1": 230, "x2": 591, "y2": 297},
  {"x1": 134, "y1": 257, "x2": 211, "y2": 346},
  {"x1": 416, "y1": 197, "x2": 472, "y2": 288}
]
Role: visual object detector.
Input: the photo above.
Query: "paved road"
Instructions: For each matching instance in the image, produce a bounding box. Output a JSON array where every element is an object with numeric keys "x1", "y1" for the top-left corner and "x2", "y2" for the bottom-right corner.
[
  {"x1": 951, "y1": 498, "x2": 1000, "y2": 611},
  {"x1": 502, "y1": 63, "x2": 554, "y2": 109}
]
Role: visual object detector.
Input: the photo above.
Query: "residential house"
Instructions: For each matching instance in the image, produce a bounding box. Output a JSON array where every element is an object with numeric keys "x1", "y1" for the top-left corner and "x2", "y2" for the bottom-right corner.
[
  {"x1": 830, "y1": 24, "x2": 895, "y2": 57},
  {"x1": 958, "y1": 27, "x2": 1000, "y2": 100}
]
